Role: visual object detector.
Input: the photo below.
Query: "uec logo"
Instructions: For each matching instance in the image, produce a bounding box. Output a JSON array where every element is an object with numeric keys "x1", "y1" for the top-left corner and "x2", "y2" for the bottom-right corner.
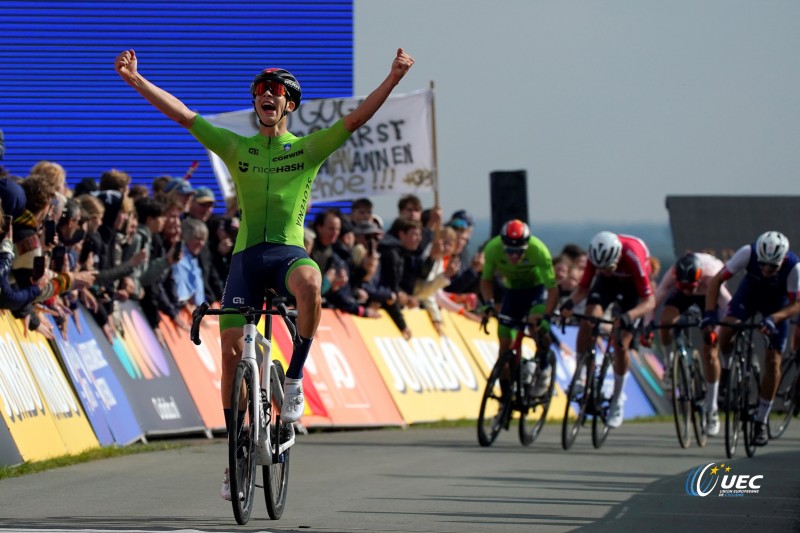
[{"x1": 686, "y1": 462, "x2": 764, "y2": 497}]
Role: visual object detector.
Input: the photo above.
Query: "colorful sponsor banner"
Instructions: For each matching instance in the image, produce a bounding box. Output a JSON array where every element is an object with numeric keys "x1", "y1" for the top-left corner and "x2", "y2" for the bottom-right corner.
[
  {"x1": 6, "y1": 317, "x2": 99, "y2": 455},
  {"x1": 0, "y1": 312, "x2": 67, "y2": 462},
  {"x1": 351, "y1": 308, "x2": 485, "y2": 424},
  {"x1": 86, "y1": 301, "x2": 205, "y2": 436},
  {"x1": 48, "y1": 309, "x2": 143, "y2": 446},
  {"x1": 0, "y1": 416, "x2": 22, "y2": 466},
  {"x1": 159, "y1": 309, "x2": 225, "y2": 431},
  {"x1": 629, "y1": 348, "x2": 672, "y2": 415},
  {"x1": 206, "y1": 89, "x2": 435, "y2": 203},
  {"x1": 273, "y1": 310, "x2": 404, "y2": 428}
]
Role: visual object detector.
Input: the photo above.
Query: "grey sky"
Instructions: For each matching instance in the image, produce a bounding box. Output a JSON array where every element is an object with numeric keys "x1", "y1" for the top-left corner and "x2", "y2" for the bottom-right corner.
[{"x1": 354, "y1": 1, "x2": 800, "y2": 225}]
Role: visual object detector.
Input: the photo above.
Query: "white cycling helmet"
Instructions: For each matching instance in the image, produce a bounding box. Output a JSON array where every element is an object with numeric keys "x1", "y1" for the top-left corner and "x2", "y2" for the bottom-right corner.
[
  {"x1": 755, "y1": 231, "x2": 789, "y2": 265},
  {"x1": 588, "y1": 231, "x2": 622, "y2": 268}
]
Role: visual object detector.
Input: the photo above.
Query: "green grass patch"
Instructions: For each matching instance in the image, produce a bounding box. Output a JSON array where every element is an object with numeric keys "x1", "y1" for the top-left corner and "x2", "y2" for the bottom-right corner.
[{"x1": 0, "y1": 441, "x2": 187, "y2": 480}]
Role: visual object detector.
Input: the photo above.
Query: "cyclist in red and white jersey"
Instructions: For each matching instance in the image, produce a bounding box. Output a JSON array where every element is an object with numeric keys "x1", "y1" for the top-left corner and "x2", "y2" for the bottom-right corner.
[
  {"x1": 560, "y1": 231, "x2": 655, "y2": 428},
  {"x1": 649, "y1": 252, "x2": 731, "y2": 435}
]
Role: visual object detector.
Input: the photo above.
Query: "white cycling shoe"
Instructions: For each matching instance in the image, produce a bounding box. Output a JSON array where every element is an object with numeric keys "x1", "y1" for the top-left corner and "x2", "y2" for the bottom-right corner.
[
  {"x1": 606, "y1": 400, "x2": 624, "y2": 429},
  {"x1": 530, "y1": 366, "x2": 552, "y2": 397},
  {"x1": 707, "y1": 410, "x2": 720, "y2": 437},
  {"x1": 220, "y1": 467, "x2": 231, "y2": 501},
  {"x1": 281, "y1": 377, "x2": 305, "y2": 423}
]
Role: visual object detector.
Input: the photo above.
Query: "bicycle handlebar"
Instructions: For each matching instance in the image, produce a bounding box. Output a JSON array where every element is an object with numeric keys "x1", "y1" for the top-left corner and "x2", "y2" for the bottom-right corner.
[{"x1": 190, "y1": 301, "x2": 299, "y2": 346}]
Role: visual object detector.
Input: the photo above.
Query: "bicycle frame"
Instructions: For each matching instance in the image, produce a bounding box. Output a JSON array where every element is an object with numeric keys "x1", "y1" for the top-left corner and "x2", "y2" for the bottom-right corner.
[{"x1": 191, "y1": 300, "x2": 300, "y2": 464}]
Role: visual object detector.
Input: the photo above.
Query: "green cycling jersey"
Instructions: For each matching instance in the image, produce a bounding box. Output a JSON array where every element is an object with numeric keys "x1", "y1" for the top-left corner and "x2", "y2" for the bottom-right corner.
[
  {"x1": 481, "y1": 235, "x2": 556, "y2": 290},
  {"x1": 190, "y1": 115, "x2": 351, "y2": 253}
]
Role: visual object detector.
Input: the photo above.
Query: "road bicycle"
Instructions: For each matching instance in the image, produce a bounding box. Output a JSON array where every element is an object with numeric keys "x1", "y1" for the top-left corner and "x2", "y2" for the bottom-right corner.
[
  {"x1": 477, "y1": 312, "x2": 556, "y2": 447},
  {"x1": 191, "y1": 297, "x2": 299, "y2": 524},
  {"x1": 560, "y1": 312, "x2": 619, "y2": 450},
  {"x1": 719, "y1": 321, "x2": 764, "y2": 459},
  {"x1": 769, "y1": 348, "x2": 800, "y2": 439},
  {"x1": 650, "y1": 307, "x2": 707, "y2": 448}
]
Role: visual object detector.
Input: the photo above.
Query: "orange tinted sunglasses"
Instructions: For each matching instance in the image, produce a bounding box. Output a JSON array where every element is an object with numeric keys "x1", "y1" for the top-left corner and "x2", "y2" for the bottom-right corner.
[{"x1": 252, "y1": 80, "x2": 287, "y2": 97}]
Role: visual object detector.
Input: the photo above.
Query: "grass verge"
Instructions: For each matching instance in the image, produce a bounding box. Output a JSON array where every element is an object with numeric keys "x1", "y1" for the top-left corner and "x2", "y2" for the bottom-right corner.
[{"x1": 0, "y1": 442, "x2": 187, "y2": 480}]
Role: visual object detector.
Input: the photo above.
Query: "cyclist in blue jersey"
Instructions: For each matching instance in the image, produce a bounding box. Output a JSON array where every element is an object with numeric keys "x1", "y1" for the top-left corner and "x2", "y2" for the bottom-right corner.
[
  {"x1": 116, "y1": 47, "x2": 415, "y2": 500},
  {"x1": 704, "y1": 231, "x2": 800, "y2": 446}
]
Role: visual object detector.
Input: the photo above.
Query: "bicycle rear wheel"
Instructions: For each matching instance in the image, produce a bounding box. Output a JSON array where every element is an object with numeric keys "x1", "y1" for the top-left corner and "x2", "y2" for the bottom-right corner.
[
  {"x1": 769, "y1": 354, "x2": 799, "y2": 439},
  {"x1": 592, "y1": 354, "x2": 613, "y2": 449},
  {"x1": 562, "y1": 355, "x2": 590, "y2": 450},
  {"x1": 264, "y1": 360, "x2": 290, "y2": 520},
  {"x1": 690, "y1": 354, "x2": 708, "y2": 448},
  {"x1": 519, "y1": 350, "x2": 556, "y2": 446},
  {"x1": 478, "y1": 351, "x2": 514, "y2": 447},
  {"x1": 724, "y1": 360, "x2": 742, "y2": 459},
  {"x1": 672, "y1": 352, "x2": 691, "y2": 448},
  {"x1": 229, "y1": 361, "x2": 257, "y2": 525}
]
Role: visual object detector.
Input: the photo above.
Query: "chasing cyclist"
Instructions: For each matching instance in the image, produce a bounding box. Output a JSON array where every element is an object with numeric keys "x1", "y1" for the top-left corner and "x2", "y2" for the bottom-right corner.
[
  {"x1": 115, "y1": 47, "x2": 414, "y2": 499},
  {"x1": 703, "y1": 231, "x2": 800, "y2": 446},
  {"x1": 560, "y1": 231, "x2": 655, "y2": 429},
  {"x1": 480, "y1": 220, "x2": 558, "y2": 398},
  {"x1": 649, "y1": 252, "x2": 731, "y2": 436}
]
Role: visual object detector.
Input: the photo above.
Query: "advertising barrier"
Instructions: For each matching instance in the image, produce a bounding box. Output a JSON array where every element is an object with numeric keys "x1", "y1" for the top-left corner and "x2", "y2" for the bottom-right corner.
[
  {"x1": 1, "y1": 290, "x2": 674, "y2": 466},
  {"x1": 273, "y1": 310, "x2": 405, "y2": 428},
  {"x1": 352, "y1": 308, "x2": 485, "y2": 424},
  {"x1": 87, "y1": 301, "x2": 205, "y2": 436},
  {"x1": 48, "y1": 309, "x2": 144, "y2": 446},
  {"x1": 159, "y1": 309, "x2": 225, "y2": 432},
  {"x1": 0, "y1": 311, "x2": 97, "y2": 462}
]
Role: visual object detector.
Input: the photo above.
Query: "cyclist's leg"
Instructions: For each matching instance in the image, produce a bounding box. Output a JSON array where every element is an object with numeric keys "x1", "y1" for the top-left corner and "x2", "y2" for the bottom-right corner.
[
  {"x1": 658, "y1": 302, "x2": 682, "y2": 385},
  {"x1": 577, "y1": 277, "x2": 610, "y2": 354},
  {"x1": 219, "y1": 248, "x2": 266, "y2": 424},
  {"x1": 756, "y1": 304, "x2": 788, "y2": 424},
  {"x1": 497, "y1": 288, "x2": 539, "y2": 386},
  {"x1": 274, "y1": 248, "x2": 321, "y2": 422}
]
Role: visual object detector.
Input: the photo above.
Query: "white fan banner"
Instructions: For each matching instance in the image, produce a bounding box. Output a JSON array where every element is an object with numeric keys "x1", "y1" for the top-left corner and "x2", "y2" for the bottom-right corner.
[{"x1": 205, "y1": 88, "x2": 434, "y2": 203}]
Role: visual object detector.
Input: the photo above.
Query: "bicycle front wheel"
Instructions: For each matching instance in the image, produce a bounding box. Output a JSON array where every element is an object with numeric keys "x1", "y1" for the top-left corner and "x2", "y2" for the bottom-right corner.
[
  {"x1": 519, "y1": 350, "x2": 556, "y2": 446},
  {"x1": 742, "y1": 364, "x2": 761, "y2": 458},
  {"x1": 672, "y1": 352, "x2": 691, "y2": 449},
  {"x1": 562, "y1": 355, "x2": 590, "y2": 450},
  {"x1": 229, "y1": 361, "x2": 257, "y2": 525},
  {"x1": 769, "y1": 354, "x2": 799, "y2": 439},
  {"x1": 724, "y1": 360, "x2": 743, "y2": 459},
  {"x1": 592, "y1": 354, "x2": 613, "y2": 449},
  {"x1": 690, "y1": 354, "x2": 708, "y2": 448},
  {"x1": 478, "y1": 351, "x2": 514, "y2": 447},
  {"x1": 264, "y1": 360, "x2": 290, "y2": 520}
]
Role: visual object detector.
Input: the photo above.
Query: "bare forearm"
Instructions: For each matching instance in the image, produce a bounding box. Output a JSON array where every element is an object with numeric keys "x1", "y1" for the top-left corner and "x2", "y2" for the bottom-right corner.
[
  {"x1": 126, "y1": 74, "x2": 196, "y2": 127},
  {"x1": 344, "y1": 76, "x2": 396, "y2": 132}
]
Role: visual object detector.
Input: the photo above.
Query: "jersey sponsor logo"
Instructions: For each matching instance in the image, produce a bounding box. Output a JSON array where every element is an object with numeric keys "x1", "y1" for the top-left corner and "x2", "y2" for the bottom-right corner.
[
  {"x1": 295, "y1": 176, "x2": 313, "y2": 226},
  {"x1": 272, "y1": 149, "x2": 304, "y2": 162},
  {"x1": 248, "y1": 148, "x2": 259, "y2": 155},
  {"x1": 272, "y1": 163, "x2": 305, "y2": 173},
  {"x1": 283, "y1": 143, "x2": 292, "y2": 151},
  {"x1": 238, "y1": 161, "x2": 249, "y2": 172}
]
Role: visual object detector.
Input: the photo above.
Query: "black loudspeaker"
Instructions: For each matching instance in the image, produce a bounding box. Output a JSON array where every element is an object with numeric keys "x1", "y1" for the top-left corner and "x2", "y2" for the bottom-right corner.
[{"x1": 490, "y1": 170, "x2": 529, "y2": 237}]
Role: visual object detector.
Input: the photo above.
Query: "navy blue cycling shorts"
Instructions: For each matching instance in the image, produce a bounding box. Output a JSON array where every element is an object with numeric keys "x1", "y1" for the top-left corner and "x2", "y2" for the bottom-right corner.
[{"x1": 220, "y1": 242, "x2": 318, "y2": 330}]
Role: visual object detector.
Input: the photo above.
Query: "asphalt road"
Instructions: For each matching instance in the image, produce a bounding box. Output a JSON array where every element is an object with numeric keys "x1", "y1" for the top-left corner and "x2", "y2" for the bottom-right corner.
[{"x1": 1, "y1": 421, "x2": 799, "y2": 533}]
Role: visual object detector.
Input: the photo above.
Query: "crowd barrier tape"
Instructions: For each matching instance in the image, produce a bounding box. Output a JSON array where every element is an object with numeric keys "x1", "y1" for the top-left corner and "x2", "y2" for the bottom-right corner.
[{"x1": 1, "y1": 295, "x2": 672, "y2": 466}]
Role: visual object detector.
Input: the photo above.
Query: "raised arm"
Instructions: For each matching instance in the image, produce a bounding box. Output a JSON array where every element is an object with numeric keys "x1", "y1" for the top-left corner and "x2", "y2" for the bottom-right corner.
[
  {"x1": 343, "y1": 48, "x2": 414, "y2": 133},
  {"x1": 115, "y1": 49, "x2": 197, "y2": 128}
]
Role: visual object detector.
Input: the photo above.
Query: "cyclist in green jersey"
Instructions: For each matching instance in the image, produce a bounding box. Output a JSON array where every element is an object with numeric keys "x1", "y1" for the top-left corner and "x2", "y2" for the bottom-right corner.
[
  {"x1": 480, "y1": 220, "x2": 559, "y2": 396},
  {"x1": 116, "y1": 47, "x2": 414, "y2": 498}
]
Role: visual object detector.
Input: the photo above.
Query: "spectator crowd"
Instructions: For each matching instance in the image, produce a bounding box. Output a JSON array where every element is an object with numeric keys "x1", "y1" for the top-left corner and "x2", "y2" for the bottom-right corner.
[{"x1": 0, "y1": 158, "x2": 594, "y2": 343}]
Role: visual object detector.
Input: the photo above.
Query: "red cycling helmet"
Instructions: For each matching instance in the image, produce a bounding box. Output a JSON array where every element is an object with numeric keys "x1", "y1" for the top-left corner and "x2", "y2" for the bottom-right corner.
[{"x1": 500, "y1": 219, "x2": 530, "y2": 249}]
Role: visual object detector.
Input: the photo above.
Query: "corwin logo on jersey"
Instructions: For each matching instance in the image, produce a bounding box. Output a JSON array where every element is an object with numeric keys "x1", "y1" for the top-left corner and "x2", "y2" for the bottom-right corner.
[
  {"x1": 273, "y1": 162, "x2": 305, "y2": 173},
  {"x1": 272, "y1": 149, "x2": 304, "y2": 162},
  {"x1": 238, "y1": 161, "x2": 249, "y2": 172}
]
